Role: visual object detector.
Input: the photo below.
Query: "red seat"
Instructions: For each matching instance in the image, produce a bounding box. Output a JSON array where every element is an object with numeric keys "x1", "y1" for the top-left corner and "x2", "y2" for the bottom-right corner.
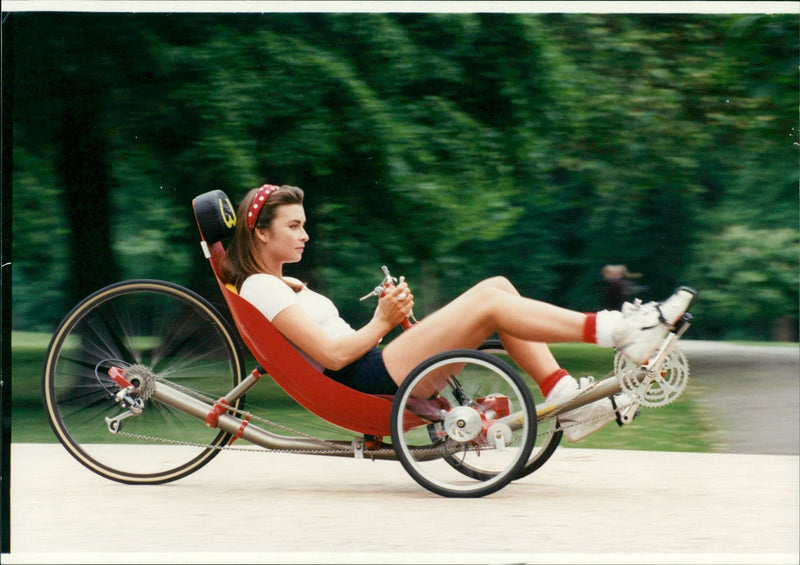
[{"x1": 192, "y1": 190, "x2": 401, "y2": 437}]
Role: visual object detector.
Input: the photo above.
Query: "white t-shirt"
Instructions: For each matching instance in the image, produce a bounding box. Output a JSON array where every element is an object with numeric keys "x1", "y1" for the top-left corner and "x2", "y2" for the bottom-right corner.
[{"x1": 239, "y1": 273, "x2": 356, "y2": 371}]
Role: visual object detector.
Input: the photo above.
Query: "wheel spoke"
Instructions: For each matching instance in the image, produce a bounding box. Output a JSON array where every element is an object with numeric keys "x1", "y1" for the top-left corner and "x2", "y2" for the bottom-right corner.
[
  {"x1": 391, "y1": 349, "x2": 536, "y2": 497},
  {"x1": 43, "y1": 280, "x2": 244, "y2": 484}
]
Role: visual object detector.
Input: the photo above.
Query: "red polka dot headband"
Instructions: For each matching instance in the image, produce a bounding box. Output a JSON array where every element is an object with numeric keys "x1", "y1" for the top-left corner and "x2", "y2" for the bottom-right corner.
[{"x1": 246, "y1": 184, "x2": 280, "y2": 231}]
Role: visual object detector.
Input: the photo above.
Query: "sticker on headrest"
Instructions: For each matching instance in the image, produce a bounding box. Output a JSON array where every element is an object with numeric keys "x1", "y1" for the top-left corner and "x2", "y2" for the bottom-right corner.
[{"x1": 219, "y1": 195, "x2": 236, "y2": 228}]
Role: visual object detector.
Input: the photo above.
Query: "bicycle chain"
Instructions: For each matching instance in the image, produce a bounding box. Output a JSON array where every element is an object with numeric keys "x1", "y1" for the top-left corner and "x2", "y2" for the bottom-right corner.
[
  {"x1": 118, "y1": 398, "x2": 597, "y2": 457},
  {"x1": 121, "y1": 377, "x2": 365, "y2": 456},
  {"x1": 116, "y1": 368, "x2": 666, "y2": 455}
]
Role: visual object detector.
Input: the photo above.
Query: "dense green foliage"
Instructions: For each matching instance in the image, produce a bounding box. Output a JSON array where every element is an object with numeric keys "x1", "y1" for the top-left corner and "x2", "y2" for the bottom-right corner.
[{"x1": 11, "y1": 12, "x2": 798, "y2": 340}]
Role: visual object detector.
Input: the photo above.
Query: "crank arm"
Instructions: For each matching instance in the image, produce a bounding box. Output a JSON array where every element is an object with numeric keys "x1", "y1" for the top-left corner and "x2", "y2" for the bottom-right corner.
[{"x1": 643, "y1": 314, "x2": 692, "y2": 382}]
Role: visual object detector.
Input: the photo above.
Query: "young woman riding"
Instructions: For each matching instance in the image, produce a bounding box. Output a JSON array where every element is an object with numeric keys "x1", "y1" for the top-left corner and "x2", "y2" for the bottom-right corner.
[{"x1": 222, "y1": 184, "x2": 695, "y2": 442}]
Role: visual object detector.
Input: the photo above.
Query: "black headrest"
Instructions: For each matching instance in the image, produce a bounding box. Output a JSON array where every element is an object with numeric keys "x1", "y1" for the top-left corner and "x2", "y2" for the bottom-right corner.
[{"x1": 193, "y1": 190, "x2": 237, "y2": 244}]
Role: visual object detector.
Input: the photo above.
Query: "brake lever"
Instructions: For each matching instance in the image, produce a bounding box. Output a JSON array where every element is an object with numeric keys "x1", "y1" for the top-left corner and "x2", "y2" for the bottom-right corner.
[
  {"x1": 360, "y1": 265, "x2": 398, "y2": 301},
  {"x1": 360, "y1": 266, "x2": 417, "y2": 328},
  {"x1": 360, "y1": 286, "x2": 383, "y2": 301}
]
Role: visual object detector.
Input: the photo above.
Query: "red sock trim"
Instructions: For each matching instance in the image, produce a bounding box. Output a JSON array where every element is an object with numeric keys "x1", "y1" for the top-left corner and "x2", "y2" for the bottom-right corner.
[
  {"x1": 583, "y1": 312, "x2": 597, "y2": 344},
  {"x1": 540, "y1": 368, "x2": 569, "y2": 397}
]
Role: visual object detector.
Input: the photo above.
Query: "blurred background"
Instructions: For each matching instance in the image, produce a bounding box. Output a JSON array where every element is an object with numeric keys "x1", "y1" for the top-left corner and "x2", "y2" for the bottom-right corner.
[{"x1": 10, "y1": 11, "x2": 799, "y2": 342}]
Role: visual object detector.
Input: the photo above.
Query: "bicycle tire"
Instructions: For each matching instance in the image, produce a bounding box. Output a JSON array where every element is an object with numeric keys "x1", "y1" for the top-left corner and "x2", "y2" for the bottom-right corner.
[
  {"x1": 42, "y1": 279, "x2": 245, "y2": 484},
  {"x1": 390, "y1": 349, "x2": 536, "y2": 498},
  {"x1": 478, "y1": 339, "x2": 562, "y2": 478}
]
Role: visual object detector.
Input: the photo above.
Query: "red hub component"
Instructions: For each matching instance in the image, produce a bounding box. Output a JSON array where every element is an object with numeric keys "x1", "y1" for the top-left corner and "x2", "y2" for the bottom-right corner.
[
  {"x1": 108, "y1": 367, "x2": 133, "y2": 388},
  {"x1": 473, "y1": 394, "x2": 511, "y2": 446},
  {"x1": 476, "y1": 394, "x2": 510, "y2": 419}
]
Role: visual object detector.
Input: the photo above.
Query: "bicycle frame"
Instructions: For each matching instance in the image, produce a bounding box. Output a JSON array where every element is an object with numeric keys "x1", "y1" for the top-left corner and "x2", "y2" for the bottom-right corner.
[
  {"x1": 106, "y1": 365, "x2": 448, "y2": 462},
  {"x1": 104, "y1": 303, "x2": 691, "y2": 460}
]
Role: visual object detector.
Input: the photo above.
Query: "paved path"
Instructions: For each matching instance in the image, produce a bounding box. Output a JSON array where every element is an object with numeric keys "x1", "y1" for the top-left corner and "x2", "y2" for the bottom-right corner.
[
  {"x1": 3, "y1": 340, "x2": 799, "y2": 564},
  {"x1": 3, "y1": 443, "x2": 799, "y2": 564},
  {"x1": 678, "y1": 340, "x2": 799, "y2": 455}
]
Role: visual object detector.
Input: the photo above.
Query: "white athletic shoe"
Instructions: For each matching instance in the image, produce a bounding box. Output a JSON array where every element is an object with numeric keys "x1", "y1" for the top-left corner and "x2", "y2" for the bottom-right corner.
[
  {"x1": 613, "y1": 286, "x2": 696, "y2": 365},
  {"x1": 547, "y1": 376, "x2": 638, "y2": 443}
]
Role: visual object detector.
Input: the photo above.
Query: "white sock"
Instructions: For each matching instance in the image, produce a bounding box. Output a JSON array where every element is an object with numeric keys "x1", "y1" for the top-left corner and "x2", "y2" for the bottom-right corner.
[
  {"x1": 595, "y1": 309, "x2": 623, "y2": 348},
  {"x1": 546, "y1": 374, "x2": 578, "y2": 400}
]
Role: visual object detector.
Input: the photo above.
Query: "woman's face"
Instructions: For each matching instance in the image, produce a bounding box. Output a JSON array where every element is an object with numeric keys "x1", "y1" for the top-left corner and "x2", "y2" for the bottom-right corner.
[{"x1": 257, "y1": 203, "x2": 308, "y2": 267}]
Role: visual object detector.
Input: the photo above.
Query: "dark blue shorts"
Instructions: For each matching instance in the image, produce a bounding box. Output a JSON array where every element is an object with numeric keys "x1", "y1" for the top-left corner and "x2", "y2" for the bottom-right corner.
[{"x1": 324, "y1": 347, "x2": 398, "y2": 395}]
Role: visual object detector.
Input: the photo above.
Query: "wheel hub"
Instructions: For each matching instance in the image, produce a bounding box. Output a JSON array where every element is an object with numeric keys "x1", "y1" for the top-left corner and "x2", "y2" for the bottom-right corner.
[
  {"x1": 124, "y1": 364, "x2": 157, "y2": 400},
  {"x1": 443, "y1": 406, "x2": 483, "y2": 443}
]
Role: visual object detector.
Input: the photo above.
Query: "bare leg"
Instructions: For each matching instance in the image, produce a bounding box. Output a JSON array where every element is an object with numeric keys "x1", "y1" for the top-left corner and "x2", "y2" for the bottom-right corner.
[
  {"x1": 382, "y1": 277, "x2": 583, "y2": 388},
  {"x1": 497, "y1": 334, "x2": 561, "y2": 383},
  {"x1": 492, "y1": 280, "x2": 563, "y2": 383}
]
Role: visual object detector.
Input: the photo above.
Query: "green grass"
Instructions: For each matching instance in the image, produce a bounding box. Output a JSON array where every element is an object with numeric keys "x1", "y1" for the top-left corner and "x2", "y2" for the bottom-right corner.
[
  {"x1": 12, "y1": 332, "x2": 716, "y2": 452},
  {"x1": 525, "y1": 344, "x2": 715, "y2": 453},
  {"x1": 12, "y1": 330, "x2": 55, "y2": 350}
]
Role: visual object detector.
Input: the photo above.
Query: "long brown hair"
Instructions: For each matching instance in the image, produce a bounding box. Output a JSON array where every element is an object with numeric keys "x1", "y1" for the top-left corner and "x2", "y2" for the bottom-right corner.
[{"x1": 221, "y1": 185, "x2": 305, "y2": 292}]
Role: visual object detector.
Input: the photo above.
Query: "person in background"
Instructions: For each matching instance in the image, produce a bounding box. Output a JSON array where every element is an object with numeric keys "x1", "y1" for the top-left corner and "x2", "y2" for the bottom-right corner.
[{"x1": 602, "y1": 264, "x2": 644, "y2": 311}]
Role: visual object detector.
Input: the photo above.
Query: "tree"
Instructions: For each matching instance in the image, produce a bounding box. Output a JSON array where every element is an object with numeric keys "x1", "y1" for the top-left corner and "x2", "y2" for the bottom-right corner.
[
  {"x1": 687, "y1": 226, "x2": 798, "y2": 340},
  {"x1": 10, "y1": 12, "x2": 798, "y2": 340}
]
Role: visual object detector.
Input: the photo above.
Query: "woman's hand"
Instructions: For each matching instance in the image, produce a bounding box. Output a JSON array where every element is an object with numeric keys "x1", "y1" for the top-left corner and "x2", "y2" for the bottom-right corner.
[{"x1": 375, "y1": 280, "x2": 415, "y2": 329}]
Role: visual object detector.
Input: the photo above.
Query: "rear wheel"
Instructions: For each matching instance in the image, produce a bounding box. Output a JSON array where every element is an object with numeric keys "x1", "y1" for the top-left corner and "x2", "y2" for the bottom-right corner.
[
  {"x1": 42, "y1": 279, "x2": 245, "y2": 484},
  {"x1": 391, "y1": 350, "x2": 535, "y2": 497}
]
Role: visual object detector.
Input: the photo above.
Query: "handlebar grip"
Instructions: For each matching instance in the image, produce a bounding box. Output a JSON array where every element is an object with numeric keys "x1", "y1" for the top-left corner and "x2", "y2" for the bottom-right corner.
[{"x1": 380, "y1": 284, "x2": 414, "y2": 330}]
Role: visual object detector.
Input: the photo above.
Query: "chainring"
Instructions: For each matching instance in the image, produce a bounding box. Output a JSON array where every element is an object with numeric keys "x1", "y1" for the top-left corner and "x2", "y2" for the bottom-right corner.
[{"x1": 613, "y1": 346, "x2": 690, "y2": 408}]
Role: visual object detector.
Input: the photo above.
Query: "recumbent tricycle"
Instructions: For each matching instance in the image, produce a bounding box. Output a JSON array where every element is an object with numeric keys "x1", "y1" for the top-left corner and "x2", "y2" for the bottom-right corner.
[{"x1": 42, "y1": 190, "x2": 694, "y2": 498}]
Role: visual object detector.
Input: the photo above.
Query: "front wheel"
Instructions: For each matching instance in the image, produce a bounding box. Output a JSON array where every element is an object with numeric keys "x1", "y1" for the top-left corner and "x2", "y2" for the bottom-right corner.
[
  {"x1": 42, "y1": 279, "x2": 245, "y2": 484},
  {"x1": 478, "y1": 339, "x2": 563, "y2": 478},
  {"x1": 391, "y1": 350, "x2": 536, "y2": 498}
]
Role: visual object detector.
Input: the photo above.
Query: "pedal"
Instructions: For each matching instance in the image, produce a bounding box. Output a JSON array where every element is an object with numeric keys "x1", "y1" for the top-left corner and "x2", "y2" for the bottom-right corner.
[
  {"x1": 672, "y1": 312, "x2": 693, "y2": 335},
  {"x1": 612, "y1": 396, "x2": 640, "y2": 426}
]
